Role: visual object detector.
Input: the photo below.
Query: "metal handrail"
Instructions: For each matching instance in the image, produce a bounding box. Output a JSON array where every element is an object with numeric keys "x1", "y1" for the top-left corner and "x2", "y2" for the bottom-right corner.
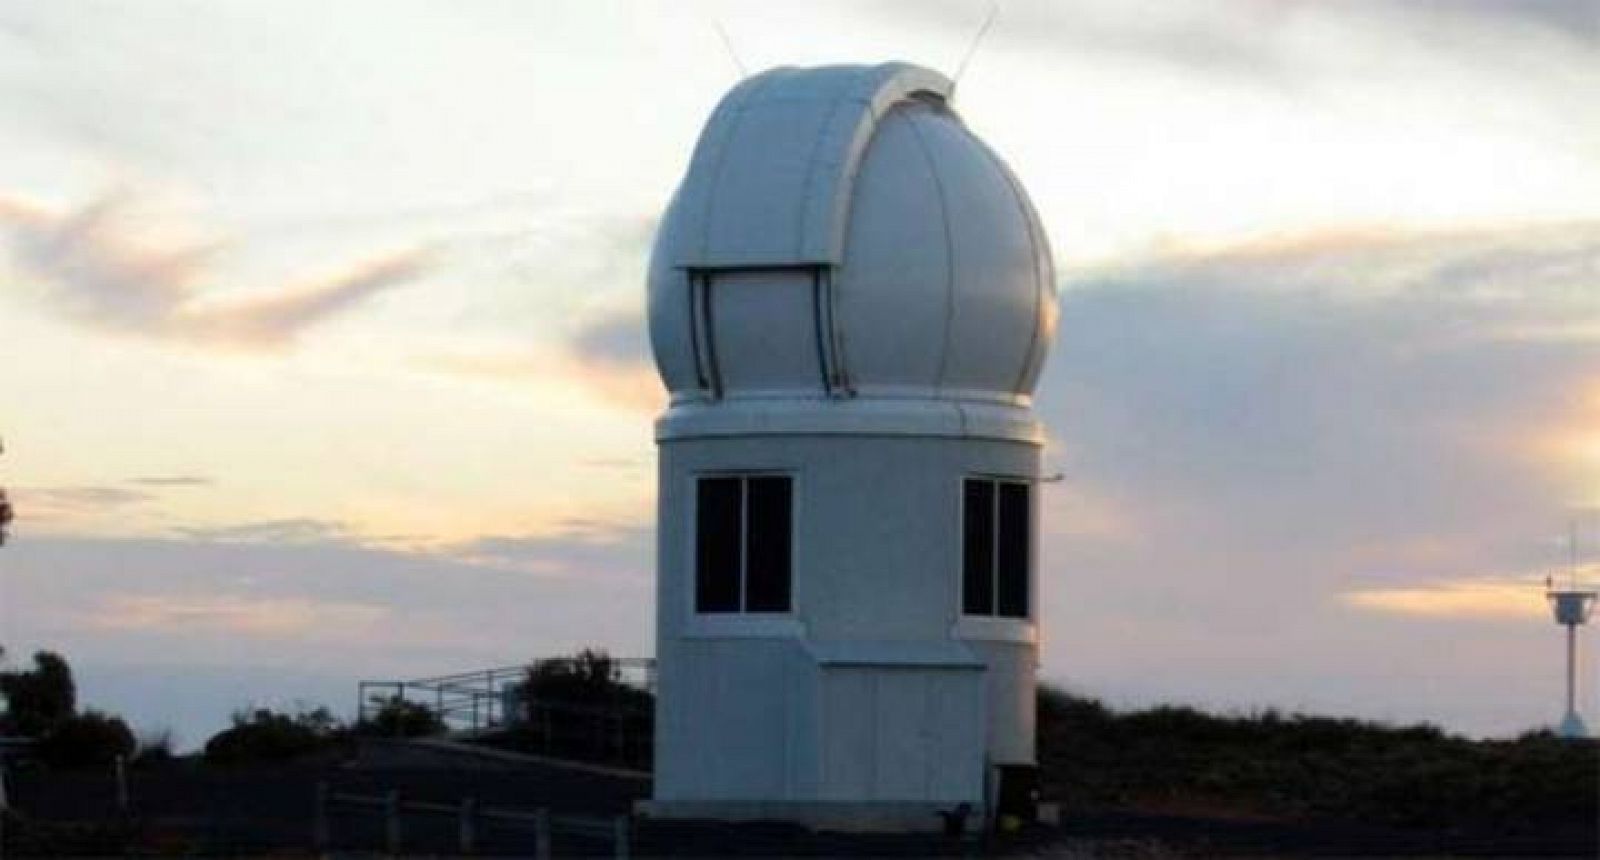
[{"x1": 357, "y1": 658, "x2": 656, "y2": 735}]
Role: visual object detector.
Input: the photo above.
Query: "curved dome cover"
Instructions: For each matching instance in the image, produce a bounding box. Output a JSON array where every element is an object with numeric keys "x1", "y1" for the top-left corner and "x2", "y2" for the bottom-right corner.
[{"x1": 649, "y1": 62, "x2": 1057, "y2": 411}]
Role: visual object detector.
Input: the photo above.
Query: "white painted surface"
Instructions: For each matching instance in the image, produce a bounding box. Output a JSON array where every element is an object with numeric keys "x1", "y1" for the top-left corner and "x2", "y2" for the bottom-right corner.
[
  {"x1": 649, "y1": 62, "x2": 1058, "y2": 824},
  {"x1": 648, "y1": 62, "x2": 1057, "y2": 408}
]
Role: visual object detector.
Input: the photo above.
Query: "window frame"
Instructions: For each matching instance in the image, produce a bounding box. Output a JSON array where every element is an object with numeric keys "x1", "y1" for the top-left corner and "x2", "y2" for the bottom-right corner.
[
  {"x1": 958, "y1": 475, "x2": 1033, "y2": 621},
  {"x1": 691, "y1": 470, "x2": 797, "y2": 617}
]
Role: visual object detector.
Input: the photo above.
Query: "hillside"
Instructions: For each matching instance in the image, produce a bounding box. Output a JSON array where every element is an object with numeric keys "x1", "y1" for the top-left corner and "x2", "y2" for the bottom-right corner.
[{"x1": 1037, "y1": 685, "x2": 1598, "y2": 848}]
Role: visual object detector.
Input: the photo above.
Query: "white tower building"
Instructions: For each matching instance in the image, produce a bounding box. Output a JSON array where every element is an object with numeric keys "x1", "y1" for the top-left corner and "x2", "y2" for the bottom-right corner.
[{"x1": 647, "y1": 63, "x2": 1058, "y2": 829}]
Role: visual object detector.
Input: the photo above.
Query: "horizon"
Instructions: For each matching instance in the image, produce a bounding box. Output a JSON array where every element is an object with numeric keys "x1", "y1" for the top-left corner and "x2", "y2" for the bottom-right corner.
[{"x1": 1, "y1": 0, "x2": 1598, "y2": 750}]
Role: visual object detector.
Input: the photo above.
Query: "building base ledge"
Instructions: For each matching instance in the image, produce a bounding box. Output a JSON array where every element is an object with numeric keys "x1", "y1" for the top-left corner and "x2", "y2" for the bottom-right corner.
[{"x1": 637, "y1": 798, "x2": 984, "y2": 833}]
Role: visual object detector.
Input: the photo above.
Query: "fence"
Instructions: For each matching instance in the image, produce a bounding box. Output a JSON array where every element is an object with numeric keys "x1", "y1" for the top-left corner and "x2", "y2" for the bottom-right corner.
[
  {"x1": 358, "y1": 658, "x2": 656, "y2": 735},
  {"x1": 357, "y1": 658, "x2": 657, "y2": 769},
  {"x1": 315, "y1": 782, "x2": 630, "y2": 858}
]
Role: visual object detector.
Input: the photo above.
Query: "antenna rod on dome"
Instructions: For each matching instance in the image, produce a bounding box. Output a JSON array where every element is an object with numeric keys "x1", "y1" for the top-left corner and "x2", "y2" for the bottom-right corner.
[
  {"x1": 712, "y1": 18, "x2": 748, "y2": 79},
  {"x1": 951, "y1": 1, "x2": 1001, "y2": 94}
]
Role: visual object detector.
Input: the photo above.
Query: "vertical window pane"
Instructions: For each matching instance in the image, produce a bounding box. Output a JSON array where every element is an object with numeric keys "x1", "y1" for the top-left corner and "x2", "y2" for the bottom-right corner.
[
  {"x1": 963, "y1": 480, "x2": 995, "y2": 615},
  {"x1": 997, "y1": 482, "x2": 1030, "y2": 618},
  {"x1": 696, "y1": 477, "x2": 742, "y2": 612},
  {"x1": 745, "y1": 476, "x2": 792, "y2": 612}
]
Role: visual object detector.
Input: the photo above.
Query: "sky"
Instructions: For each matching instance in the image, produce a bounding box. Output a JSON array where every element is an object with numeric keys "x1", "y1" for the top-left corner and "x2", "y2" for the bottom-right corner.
[{"x1": 0, "y1": 0, "x2": 1597, "y2": 749}]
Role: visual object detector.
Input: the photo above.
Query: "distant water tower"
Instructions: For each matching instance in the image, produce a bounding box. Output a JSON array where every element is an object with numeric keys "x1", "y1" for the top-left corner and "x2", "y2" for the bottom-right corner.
[
  {"x1": 1547, "y1": 525, "x2": 1596, "y2": 739},
  {"x1": 645, "y1": 63, "x2": 1057, "y2": 829}
]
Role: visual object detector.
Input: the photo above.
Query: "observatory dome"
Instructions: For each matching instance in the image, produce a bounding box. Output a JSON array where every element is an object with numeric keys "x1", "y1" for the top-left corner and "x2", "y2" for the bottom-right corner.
[{"x1": 648, "y1": 62, "x2": 1057, "y2": 412}]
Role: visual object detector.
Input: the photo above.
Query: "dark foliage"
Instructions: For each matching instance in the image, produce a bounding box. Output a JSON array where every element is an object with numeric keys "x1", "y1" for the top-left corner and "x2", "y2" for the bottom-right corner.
[
  {"x1": 481, "y1": 649, "x2": 654, "y2": 768},
  {"x1": 35, "y1": 710, "x2": 136, "y2": 769},
  {"x1": 202, "y1": 706, "x2": 347, "y2": 765},
  {"x1": 133, "y1": 729, "x2": 177, "y2": 767},
  {"x1": 524, "y1": 649, "x2": 633, "y2": 703},
  {"x1": 0, "y1": 810, "x2": 146, "y2": 856},
  {"x1": 1037, "y1": 684, "x2": 1600, "y2": 834},
  {"x1": 0, "y1": 487, "x2": 13, "y2": 545},
  {"x1": 354, "y1": 696, "x2": 447, "y2": 738},
  {"x1": 0, "y1": 651, "x2": 77, "y2": 736}
]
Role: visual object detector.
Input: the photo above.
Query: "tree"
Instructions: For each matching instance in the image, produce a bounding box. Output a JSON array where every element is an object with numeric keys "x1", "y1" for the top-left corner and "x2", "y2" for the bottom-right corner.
[
  {"x1": 0, "y1": 487, "x2": 13, "y2": 545},
  {"x1": 355, "y1": 696, "x2": 447, "y2": 738},
  {"x1": 1, "y1": 650, "x2": 77, "y2": 736},
  {"x1": 203, "y1": 706, "x2": 347, "y2": 765},
  {"x1": 37, "y1": 710, "x2": 136, "y2": 768},
  {"x1": 524, "y1": 649, "x2": 627, "y2": 705},
  {"x1": 509, "y1": 649, "x2": 655, "y2": 767}
]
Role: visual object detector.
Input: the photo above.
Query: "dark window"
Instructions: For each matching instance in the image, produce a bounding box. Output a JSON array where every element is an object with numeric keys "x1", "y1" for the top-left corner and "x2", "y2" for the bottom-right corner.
[
  {"x1": 962, "y1": 478, "x2": 1030, "y2": 619},
  {"x1": 962, "y1": 480, "x2": 994, "y2": 615},
  {"x1": 696, "y1": 478, "x2": 741, "y2": 612},
  {"x1": 997, "y1": 482, "x2": 1030, "y2": 618},
  {"x1": 695, "y1": 474, "x2": 793, "y2": 613}
]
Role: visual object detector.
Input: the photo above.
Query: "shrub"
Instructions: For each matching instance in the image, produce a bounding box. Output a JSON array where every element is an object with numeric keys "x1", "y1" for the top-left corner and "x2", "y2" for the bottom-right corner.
[
  {"x1": 133, "y1": 728, "x2": 177, "y2": 766},
  {"x1": 1035, "y1": 683, "x2": 1600, "y2": 832},
  {"x1": 482, "y1": 649, "x2": 654, "y2": 768},
  {"x1": 203, "y1": 706, "x2": 346, "y2": 765},
  {"x1": 524, "y1": 649, "x2": 630, "y2": 704},
  {"x1": 0, "y1": 651, "x2": 77, "y2": 736},
  {"x1": 36, "y1": 710, "x2": 136, "y2": 769},
  {"x1": 355, "y1": 696, "x2": 447, "y2": 738}
]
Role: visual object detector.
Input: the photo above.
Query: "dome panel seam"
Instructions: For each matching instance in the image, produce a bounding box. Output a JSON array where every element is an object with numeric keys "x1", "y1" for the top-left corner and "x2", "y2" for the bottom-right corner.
[{"x1": 902, "y1": 107, "x2": 958, "y2": 401}]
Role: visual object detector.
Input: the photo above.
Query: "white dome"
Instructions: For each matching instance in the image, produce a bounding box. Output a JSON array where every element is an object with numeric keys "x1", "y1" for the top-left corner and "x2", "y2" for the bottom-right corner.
[{"x1": 649, "y1": 62, "x2": 1056, "y2": 413}]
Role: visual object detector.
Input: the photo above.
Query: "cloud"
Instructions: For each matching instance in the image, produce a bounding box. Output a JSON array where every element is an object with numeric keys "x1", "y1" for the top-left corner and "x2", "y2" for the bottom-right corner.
[
  {"x1": 0, "y1": 192, "x2": 428, "y2": 349},
  {"x1": 1031, "y1": 219, "x2": 1599, "y2": 730},
  {"x1": 173, "y1": 518, "x2": 357, "y2": 546},
  {"x1": 1046, "y1": 222, "x2": 1599, "y2": 560},
  {"x1": 129, "y1": 474, "x2": 214, "y2": 487},
  {"x1": 446, "y1": 521, "x2": 653, "y2": 578},
  {"x1": 80, "y1": 593, "x2": 389, "y2": 636},
  {"x1": 11, "y1": 485, "x2": 157, "y2": 524},
  {"x1": 2, "y1": 529, "x2": 655, "y2": 742},
  {"x1": 1380, "y1": 0, "x2": 1600, "y2": 43},
  {"x1": 873, "y1": 0, "x2": 1598, "y2": 83},
  {"x1": 1341, "y1": 575, "x2": 1564, "y2": 621},
  {"x1": 416, "y1": 307, "x2": 665, "y2": 413}
]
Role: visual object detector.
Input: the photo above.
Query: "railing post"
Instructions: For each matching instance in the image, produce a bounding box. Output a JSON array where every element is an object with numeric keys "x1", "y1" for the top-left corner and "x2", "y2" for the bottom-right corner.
[
  {"x1": 114, "y1": 754, "x2": 129, "y2": 813},
  {"x1": 385, "y1": 789, "x2": 402, "y2": 855},
  {"x1": 458, "y1": 797, "x2": 477, "y2": 854},
  {"x1": 0, "y1": 756, "x2": 6, "y2": 859},
  {"x1": 313, "y1": 780, "x2": 329, "y2": 851},
  {"x1": 613, "y1": 814, "x2": 631, "y2": 860},
  {"x1": 534, "y1": 807, "x2": 551, "y2": 860}
]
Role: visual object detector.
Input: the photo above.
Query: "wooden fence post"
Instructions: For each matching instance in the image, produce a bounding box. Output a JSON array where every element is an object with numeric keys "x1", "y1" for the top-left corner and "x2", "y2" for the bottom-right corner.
[
  {"x1": 384, "y1": 789, "x2": 402, "y2": 855},
  {"x1": 312, "y1": 781, "x2": 329, "y2": 851},
  {"x1": 534, "y1": 807, "x2": 551, "y2": 860},
  {"x1": 613, "y1": 814, "x2": 631, "y2": 860},
  {"x1": 458, "y1": 797, "x2": 477, "y2": 854}
]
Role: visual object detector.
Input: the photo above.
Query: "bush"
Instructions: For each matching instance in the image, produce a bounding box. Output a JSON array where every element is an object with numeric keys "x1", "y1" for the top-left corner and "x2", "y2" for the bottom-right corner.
[
  {"x1": 480, "y1": 649, "x2": 654, "y2": 769},
  {"x1": 133, "y1": 728, "x2": 177, "y2": 766},
  {"x1": 524, "y1": 649, "x2": 632, "y2": 704},
  {"x1": 1035, "y1": 683, "x2": 1600, "y2": 832},
  {"x1": 0, "y1": 651, "x2": 77, "y2": 736},
  {"x1": 203, "y1": 706, "x2": 346, "y2": 765},
  {"x1": 36, "y1": 710, "x2": 136, "y2": 769},
  {"x1": 355, "y1": 696, "x2": 447, "y2": 738}
]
